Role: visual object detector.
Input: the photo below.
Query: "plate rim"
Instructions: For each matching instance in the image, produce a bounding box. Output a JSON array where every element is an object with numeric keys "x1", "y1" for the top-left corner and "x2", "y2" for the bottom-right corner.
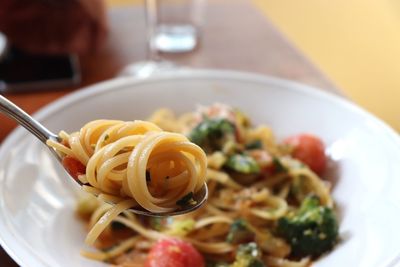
[{"x1": 1, "y1": 68, "x2": 400, "y2": 267}]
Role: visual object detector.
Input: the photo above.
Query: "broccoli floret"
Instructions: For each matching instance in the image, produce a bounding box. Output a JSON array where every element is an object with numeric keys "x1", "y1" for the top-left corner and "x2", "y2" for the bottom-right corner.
[
  {"x1": 277, "y1": 195, "x2": 339, "y2": 258},
  {"x1": 225, "y1": 154, "x2": 260, "y2": 175},
  {"x1": 226, "y1": 219, "x2": 255, "y2": 244},
  {"x1": 189, "y1": 118, "x2": 235, "y2": 152},
  {"x1": 231, "y1": 243, "x2": 266, "y2": 267},
  {"x1": 207, "y1": 243, "x2": 266, "y2": 267},
  {"x1": 224, "y1": 154, "x2": 260, "y2": 185}
]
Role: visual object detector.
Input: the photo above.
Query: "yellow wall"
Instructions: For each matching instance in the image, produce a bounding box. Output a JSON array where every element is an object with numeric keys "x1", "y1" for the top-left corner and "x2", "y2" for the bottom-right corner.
[{"x1": 253, "y1": 0, "x2": 400, "y2": 131}]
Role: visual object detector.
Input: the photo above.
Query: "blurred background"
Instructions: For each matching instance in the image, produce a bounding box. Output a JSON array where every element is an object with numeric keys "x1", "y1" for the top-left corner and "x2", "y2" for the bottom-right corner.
[
  {"x1": 107, "y1": 0, "x2": 400, "y2": 131},
  {"x1": 0, "y1": 0, "x2": 399, "y2": 130}
]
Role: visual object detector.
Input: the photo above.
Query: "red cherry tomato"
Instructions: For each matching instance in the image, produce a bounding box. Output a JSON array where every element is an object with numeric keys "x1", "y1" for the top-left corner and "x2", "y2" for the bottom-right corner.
[
  {"x1": 62, "y1": 156, "x2": 86, "y2": 180},
  {"x1": 284, "y1": 134, "x2": 327, "y2": 175},
  {"x1": 144, "y1": 238, "x2": 205, "y2": 267}
]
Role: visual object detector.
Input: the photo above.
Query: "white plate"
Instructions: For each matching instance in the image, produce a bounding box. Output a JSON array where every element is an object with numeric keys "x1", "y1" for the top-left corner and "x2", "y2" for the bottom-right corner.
[{"x1": 1, "y1": 70, "x2": 400, "y2": 267}]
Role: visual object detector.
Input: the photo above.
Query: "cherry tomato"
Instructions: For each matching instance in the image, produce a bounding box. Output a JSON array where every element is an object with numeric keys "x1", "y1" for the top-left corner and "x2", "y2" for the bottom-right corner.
[
  {"x1": 284, "y1": 134, "x2": 327, "y2": 175},
  {"x1": 144, "y1": 238, "x2": 205, "y2": 267},
  {"x1": 62, "y1": 155, "x2": 86, "y2": 180}
]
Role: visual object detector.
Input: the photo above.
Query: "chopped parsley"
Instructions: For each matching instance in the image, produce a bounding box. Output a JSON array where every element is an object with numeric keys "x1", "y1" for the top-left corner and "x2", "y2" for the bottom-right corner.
[
  {"x1": 226, "y1": 219, "x2": 255, "y2": 244},
  {"x1": 150, "y1": 217, "x2": 166, "y2": 231},
  {"x1": 188, "y1": 118, "x2": 235, "y2": 152},
  {"x1": 245, "y1": 140, "x2": 263, "y2": 150},
  {"x1": 272, "y1": 157, "x2": 287, "y2": 173},
  {"x1": 102, "y1": 134, "x2": 110, "y2": 146},
  {"x1": 176, "y1": 192, "x2": 197, "y2": 207}
]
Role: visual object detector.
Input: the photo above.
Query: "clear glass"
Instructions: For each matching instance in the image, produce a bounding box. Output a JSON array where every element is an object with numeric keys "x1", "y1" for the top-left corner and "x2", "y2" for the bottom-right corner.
[
  {"x1": 154, "y1": 24, "x2": 197, "y2": 53},
  {"x1": 119, "y1": 0, "x2": 204, "y2": 77},
  {"x1": 151, "y1": 0, "x2": 204, "y2": 53}
]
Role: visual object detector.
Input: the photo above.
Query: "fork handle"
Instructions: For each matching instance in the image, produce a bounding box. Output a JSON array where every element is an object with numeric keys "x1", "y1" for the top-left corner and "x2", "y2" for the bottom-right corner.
[{"x1": 0, "y1": 95, "x2": 58, "y2": 144}]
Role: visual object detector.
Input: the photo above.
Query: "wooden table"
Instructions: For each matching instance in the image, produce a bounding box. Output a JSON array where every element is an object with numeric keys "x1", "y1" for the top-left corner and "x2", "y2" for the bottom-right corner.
[{"x1": 0, "y1": 0, "x2": 339, "y2": 266}]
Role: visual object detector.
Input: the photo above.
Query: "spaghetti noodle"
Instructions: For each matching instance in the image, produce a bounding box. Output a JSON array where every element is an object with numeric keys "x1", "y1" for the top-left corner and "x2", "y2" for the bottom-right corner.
[
  {"x1": 47, "y1": 120, "x2": 207, "y2": 245},
  {"x1": 74, "y1": 104, "x2": 339, "y2": 267}
]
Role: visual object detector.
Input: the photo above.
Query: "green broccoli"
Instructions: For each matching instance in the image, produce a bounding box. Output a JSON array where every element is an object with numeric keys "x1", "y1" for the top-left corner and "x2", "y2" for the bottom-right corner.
[
  {"x1": 277, "y1": 195, "x2": 339, "y2": 258},
  {"x1": 225, "y1": 154, "x2": 260, "y2": 174},
  {"x1": 224, "y1": 154, "x2": 260, "y2": 184},
  {"x1": 188, "y1": 118, "x2": 235, "y2": 152},
  {"x1": 231, "y1": 243, "x2": 266, "y2": 267},
  {"x1": 226, "y1": 219, "x2": 255, "y2": 244},
  {"x1": 206, "y1": 243, "x2": 266, "y2": 267}
]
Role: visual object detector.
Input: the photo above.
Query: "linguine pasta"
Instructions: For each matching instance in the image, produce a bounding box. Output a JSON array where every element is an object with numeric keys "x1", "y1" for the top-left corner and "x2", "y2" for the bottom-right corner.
[
  {"x1": 47, "y1": 120, "x2": 207, "y2": 246},
  {"x1": 70, "y1": 104, "x2": 339, "y2": 267}
]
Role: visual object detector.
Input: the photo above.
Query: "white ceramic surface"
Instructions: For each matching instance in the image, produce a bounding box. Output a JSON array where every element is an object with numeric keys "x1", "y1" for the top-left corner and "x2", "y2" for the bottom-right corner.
[{"x1": 1, "y1": 70, "x2": 400, "y2": 267}]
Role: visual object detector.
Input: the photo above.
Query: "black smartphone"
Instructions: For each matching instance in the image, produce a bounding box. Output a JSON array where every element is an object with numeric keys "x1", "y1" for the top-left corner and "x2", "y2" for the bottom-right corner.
[{"x1": 0, "y1": 46, "x2": 80, "y2": 93}]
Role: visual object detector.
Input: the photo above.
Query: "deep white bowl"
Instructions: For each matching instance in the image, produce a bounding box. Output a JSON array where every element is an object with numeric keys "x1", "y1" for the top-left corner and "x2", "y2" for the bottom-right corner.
[{"x1": 1, "y1": 70, "x2": 400, "y2": 267}]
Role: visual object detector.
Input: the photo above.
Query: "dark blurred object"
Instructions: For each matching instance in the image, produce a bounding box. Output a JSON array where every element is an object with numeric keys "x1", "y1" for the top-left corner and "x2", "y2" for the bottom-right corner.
[
  {"x1": 0, "y1": 0, "x2": 108, "y2": 55},
  {"x1": 0, "y1": 46, "x2": 80, "y2": 93},
  {"x1": 0, "y1": 33, "x2": 7, "y2": 60}
]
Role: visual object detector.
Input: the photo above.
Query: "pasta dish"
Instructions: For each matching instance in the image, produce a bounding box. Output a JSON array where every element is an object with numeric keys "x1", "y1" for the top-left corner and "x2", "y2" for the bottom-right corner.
[{"x1": 71, "y1": 104, "x2": 339, "y2": 267}]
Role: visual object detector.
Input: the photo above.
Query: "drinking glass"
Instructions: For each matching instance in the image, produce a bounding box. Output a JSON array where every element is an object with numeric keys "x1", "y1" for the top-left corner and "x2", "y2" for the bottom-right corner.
[
  {"x1": 151, "y1": 0, "x2": 204, "y2": 53},
  {"x1": 120, "y1": 0, "x2": 205, "y2": 77}
]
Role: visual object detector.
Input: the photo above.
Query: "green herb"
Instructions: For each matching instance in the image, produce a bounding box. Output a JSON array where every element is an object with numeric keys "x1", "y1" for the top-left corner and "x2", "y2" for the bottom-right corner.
[
  {"x1": 245, "y1": 140, "x2": 263, "y2": 150},
  {"x1": 150, "y1": 217, "x2": 166, "y2": 231},
  {"x1": 231, "y1": 242, "x2": 266, "y2": 267},
  {"x1": 188, "y1": 118, "x2": 235, "y2": 151},
  {"x1": 225, "y1": 154, "x2": 260, "y2": 174},
  {"x1": 226, "y1": 219, "x2": 255, "y2": 244},
  {"x1": 272, "y1": 157, "x2": 287, "y2": 173},
  {"x1": 176, "y1": 192, "x2": 197, "y2": 207},
  {"x1": 102, "y1": 134, "x2": 110, "y2": 146}
]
